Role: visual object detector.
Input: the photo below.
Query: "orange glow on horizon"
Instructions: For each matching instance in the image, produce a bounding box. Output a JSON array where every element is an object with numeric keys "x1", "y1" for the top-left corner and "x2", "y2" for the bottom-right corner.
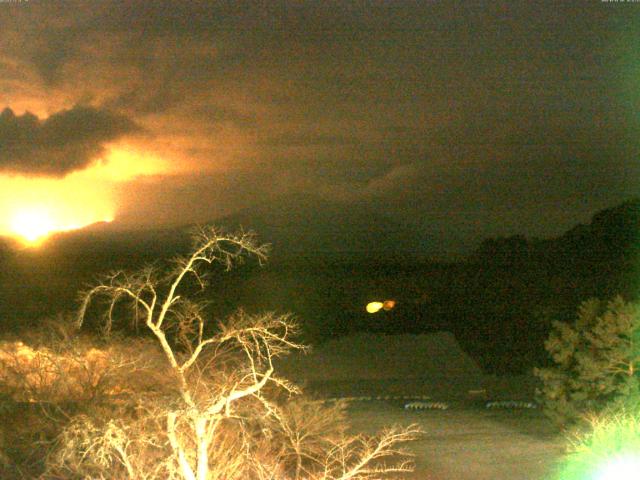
[
  {"x1": 84, "y1": 145, "x2": 173, "y2": 182},
  {"x1": 8, "y1": 205, "x2": 113, "y2": 246},
  {"x1": 0, "y1": 143, "x2": 170, "y2": 246}
]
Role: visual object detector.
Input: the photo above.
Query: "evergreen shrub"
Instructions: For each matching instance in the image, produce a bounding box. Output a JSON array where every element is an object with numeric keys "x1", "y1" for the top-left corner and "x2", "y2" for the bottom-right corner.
[{"x1": 535, "y1": 296, "x2": 640, "y2": 427}]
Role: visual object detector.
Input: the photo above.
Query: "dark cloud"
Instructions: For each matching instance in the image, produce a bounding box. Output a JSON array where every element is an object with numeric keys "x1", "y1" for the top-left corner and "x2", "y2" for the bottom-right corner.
[
  {"x1": 107, "y1": 88, "x2": 186, "y2": 116},
  {"x1": 259, "y1": 132, "x2": 361, "y2": 148},
  {"x1": 1, "y1": 1, "x2": 639, "y2": 250},
  {"x1": 113, "y1": 171, "x2": 279, "y2": 228},
  {"x1": 0, "y1": 105, "x2": 139, "y2": 176},
  {"x1": 195, "y1": 105, "x2": 257, "y2": 129}
]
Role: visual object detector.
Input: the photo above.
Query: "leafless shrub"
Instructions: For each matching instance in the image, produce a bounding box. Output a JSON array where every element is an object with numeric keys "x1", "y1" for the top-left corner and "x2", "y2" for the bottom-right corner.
[
  {"x1": 320, "y1": 425, "x2": 422, "y2": 480},
  {"x1": 0, "y1": 332, "x2": 164, "y2": 406}
]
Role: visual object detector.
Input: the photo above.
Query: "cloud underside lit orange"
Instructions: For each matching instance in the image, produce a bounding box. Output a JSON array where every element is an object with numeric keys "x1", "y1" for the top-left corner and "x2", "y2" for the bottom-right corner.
[{"x1": 0, "y1": 144, "x2": 171, "y2": 246}]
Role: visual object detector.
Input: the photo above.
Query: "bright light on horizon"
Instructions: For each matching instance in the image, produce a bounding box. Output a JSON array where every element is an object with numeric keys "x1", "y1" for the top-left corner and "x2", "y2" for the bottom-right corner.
[
  {"x1": 0, "y1": 142, "x2": 170, "y2": 247},
  {"x1": 6, "y1": 205, "x2": 113, "y2": 246},
  {"x1": 10, "y1": 207, "x2": 60, "y2": 244},
  {"x1": 0, "y1": 173, "x2": 116, "y2": 247},
  {"x1": 0, "y1": 176, "x2": 116, "y2": 247}
]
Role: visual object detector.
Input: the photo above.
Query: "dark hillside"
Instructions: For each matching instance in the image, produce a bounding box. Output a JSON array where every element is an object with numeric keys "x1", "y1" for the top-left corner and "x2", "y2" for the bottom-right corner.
[
  {"x1": 0, "y1": 199, "x2": 637, "y2": 373},
  {"x1": 456, "y1": 199, "x2": 640, "y2": 371}
]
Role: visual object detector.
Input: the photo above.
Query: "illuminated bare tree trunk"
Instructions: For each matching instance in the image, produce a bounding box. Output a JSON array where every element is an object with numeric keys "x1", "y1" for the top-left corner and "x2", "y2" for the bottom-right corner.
[
  {"x1": 77, "y1": 227, "x2": 303, "y2": 480},
  {"x1": 71, "y1": 226, "x2": 420, "y2": 480}
]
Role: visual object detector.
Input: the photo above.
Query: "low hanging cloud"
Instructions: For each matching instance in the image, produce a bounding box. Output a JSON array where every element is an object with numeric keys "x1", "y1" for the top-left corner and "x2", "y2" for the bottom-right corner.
[{"x1": 0, "y1": 105, "x2": 139, "y2": 177}]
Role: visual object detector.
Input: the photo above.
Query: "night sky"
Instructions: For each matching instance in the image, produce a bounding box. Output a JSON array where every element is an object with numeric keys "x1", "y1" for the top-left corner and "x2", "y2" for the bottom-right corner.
[{"x1": 1, "y1": 1, "x2": 639, "y2": 254}]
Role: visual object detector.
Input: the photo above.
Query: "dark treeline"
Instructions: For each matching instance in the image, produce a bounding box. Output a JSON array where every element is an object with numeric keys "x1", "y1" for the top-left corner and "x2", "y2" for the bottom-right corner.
[{"x1": 0, "y1": 199, "x2": 638, "y2": 374}]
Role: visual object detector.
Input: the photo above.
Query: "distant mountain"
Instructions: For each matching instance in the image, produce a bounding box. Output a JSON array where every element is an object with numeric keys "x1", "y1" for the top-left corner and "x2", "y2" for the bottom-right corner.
[
  {"x1": 4, "y1": 196, "x2": 637, "y2": 269},
  {"x1": 2, "y1": 196, "x2": 638, "y2": 373},
  {"x1": 214, "y1": 193, "x2": 428, "y2": 262},
  {"x1": 3, "y1": 193, "x2": 426, "y2": 265},
  {"x1": 45, "y1": 221, "x2": 190, "y2": 257},
  {"x1": 470, "y1": 198, "x2": 640, "y2": 266},
  {"x1": 567, "y1": 198, "x2": 640, "y2": 261}
]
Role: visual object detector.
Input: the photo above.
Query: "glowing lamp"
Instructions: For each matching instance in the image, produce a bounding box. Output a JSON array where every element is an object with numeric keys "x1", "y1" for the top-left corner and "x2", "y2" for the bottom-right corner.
[
  {"x1": 595, "y1": 455, "x2": 640, "y2": 480},
  {"x1": 383, "y1": 300, "x2": 396, "y2": 311},
  {"x1": 366, "y1": 300, "x2": 396, "y2": 313},
  {"x1": 366, "y1": 302, "x2": 384, "y2": 314}
]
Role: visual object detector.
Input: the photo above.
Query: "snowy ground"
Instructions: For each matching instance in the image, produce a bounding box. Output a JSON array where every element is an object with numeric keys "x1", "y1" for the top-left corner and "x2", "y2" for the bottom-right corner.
[
  {"x1": 346, "y1": 398, "x2": 565, "y2": 480},
  {"x1": 280, "y1": 332, "x2": 567, "y2": 479}
]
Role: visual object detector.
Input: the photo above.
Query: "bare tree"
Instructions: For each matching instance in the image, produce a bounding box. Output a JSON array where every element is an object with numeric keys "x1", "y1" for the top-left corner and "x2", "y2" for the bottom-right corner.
[{"x1": 57, "y1": 226, "x2": 421, "y2": 480}]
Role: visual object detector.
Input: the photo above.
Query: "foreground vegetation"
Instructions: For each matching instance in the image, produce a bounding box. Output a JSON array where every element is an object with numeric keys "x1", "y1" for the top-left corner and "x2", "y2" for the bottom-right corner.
[
  {"x1": 535, "y1": 297, "x2": 640, "y2": 427},
  {"x1": 536, "y1": 297, "x2": 640, "y2": 479},
  {"x1": 0, "y1": 227, "x2": 419, "y2": 479},
  {"x1": 554, "y1": 405, "x2": 640, "y2": 480}
]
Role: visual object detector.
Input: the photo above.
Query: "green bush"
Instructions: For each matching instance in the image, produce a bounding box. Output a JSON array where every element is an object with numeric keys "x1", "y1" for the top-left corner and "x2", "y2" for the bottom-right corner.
[
  {"x1": 535, "y1": 296, "x2": 640, "y2": 427},
  {"x1": 553, "y1": 404, "x2": 640, "y2": 480}
]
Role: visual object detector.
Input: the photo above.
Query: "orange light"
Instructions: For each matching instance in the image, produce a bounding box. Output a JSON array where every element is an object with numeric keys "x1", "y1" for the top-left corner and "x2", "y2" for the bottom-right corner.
[
  {"x1": 383, "y1": 300, "x2": 396, "y2": 311},
  {"x1": 86, "y1": 145, "x2": 172, "y2": 182},
  {"x1": 10, "y1": 207, "x2": 62, "y2": 245},
  {"x1": 366, "y1": 300, "x2": 396, "y2": 314},
  {"x1": 5, "y1": 203, "x2": 113, "y2": 247},
  {"x1": 0, "y1": 142, "x2": 170, "y2": 247},
  {"x1": 0, "y1": 172, "x2": 115, "y2": 246}
]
